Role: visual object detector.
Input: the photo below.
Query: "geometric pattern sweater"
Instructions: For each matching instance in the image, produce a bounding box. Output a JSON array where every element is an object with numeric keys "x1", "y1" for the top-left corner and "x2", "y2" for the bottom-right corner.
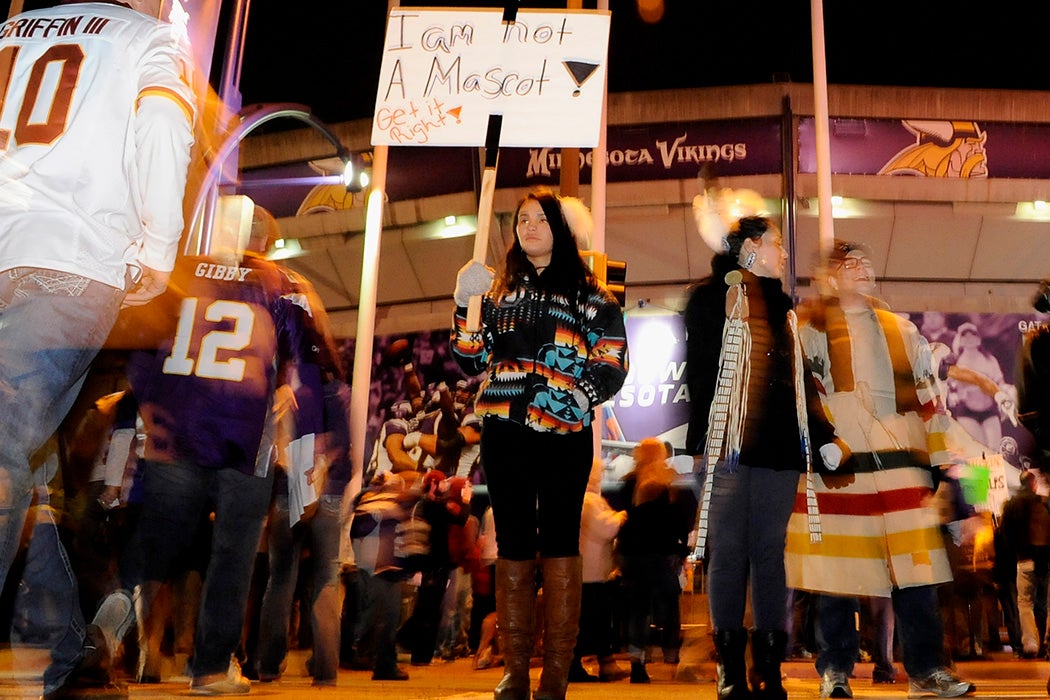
[{"x1": 451, "y1": 276, "x2": 628, "y2": 434}]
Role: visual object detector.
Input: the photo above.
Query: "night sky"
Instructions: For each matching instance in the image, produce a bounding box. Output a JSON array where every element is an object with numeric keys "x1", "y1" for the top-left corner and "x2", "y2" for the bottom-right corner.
[
  {"x1": 1, "y1": 1, "x2": 1049, "y2": 125},
  {"x1": 235, "y1": 0, "x2": 1050, "y2": 125}
]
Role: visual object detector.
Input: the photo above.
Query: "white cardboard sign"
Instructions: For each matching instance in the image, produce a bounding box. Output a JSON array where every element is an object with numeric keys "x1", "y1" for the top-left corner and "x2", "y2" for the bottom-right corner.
[{"x1": 371, "y1": 8, "x2": 610, "y2": 148}]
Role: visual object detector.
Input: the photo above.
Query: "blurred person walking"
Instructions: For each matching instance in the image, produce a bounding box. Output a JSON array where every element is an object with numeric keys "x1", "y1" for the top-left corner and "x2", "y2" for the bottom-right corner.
[
  {"x1": 451, "y1": 189, "x2": 629, "y2": 700},
  {"x1": 568, "y1": 458, "x2": 627, "y2": 683},
  {"x1": 100, "y1": 206, "x2": 327, "y2": 696},
  {"x1": 617, "y1": 438, "x2": 693, "y2": 683},
  {"x1": 255, "y1": 370, "x2": 353, "y2": 686},
  {"x1": 999, "y1": 469, "x2": 1050, "y2": 659},
  {"x1": 786, "y1": 240, "x2": 974, "y2": 699},
  {"x1": 0, "y1": 1, "x2": 194, "y2": 697}
]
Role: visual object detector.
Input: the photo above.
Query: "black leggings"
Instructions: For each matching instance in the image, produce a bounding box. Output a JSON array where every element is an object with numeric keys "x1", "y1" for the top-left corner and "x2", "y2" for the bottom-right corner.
[{"x1": 480, "y1": 417, "x2": 592, "y2": 561}]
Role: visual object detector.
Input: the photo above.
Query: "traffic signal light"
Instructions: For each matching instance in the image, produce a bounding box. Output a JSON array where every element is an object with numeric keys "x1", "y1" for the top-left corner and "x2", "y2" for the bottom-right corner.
[
  {"x1": 606, "y1": 258, "x2": 627, "y2": 307},
  {"x1": 582, "y1": 251, "x2": 627, "y2": 307}
]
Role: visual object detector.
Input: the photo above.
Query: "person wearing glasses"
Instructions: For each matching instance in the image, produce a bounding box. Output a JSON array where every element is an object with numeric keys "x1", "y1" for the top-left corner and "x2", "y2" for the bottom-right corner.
[{"x1": 786, "y1": 240, "x2": 975, "y2": 699}]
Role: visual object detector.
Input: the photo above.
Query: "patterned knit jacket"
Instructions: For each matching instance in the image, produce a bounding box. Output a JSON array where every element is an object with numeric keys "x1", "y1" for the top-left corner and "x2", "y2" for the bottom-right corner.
[{"x1": 451, "y1": 274, "x2": 628, "y2": 434}]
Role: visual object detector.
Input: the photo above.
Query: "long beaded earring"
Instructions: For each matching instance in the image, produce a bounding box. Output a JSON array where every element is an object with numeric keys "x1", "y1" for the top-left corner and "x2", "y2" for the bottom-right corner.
[{"x1": 743, "y1": 251, "x2": 757, "y2": 269}]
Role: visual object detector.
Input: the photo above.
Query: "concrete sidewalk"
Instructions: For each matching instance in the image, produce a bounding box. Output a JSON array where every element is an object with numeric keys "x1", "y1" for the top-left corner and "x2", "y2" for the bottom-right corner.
[{"x1": 4, "y1": 647, "x2": 1050, "y2": 700}]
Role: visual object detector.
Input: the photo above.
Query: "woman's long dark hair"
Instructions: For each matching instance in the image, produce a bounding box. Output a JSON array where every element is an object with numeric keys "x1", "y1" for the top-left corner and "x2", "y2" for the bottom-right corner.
[{"x1": 499, "y1": 189, "x2": 595, "y2": 300}]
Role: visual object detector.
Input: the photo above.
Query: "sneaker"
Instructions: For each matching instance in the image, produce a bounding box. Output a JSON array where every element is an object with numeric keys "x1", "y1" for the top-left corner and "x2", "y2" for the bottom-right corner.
[
  {"x1": 820, "y1": 669, "x2": 853, "y2": 699},
  {"x1": 190, "y1": 659, "x2": 251, "y2": 696},
  {"x1": 907, "y1": 668, "x2": 976, "y2": 698}
]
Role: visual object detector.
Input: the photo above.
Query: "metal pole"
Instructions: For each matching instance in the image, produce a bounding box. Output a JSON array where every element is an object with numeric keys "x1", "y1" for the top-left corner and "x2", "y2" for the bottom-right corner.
[
  {"x1": 591, "y1": 0, "x2": 609, "y2": 461},
  {"x1": 781, "y1": 95, "x2": 798, "y2": 299},
  {"x1": 559, "y1": 0, "x2": 583, "y2": 198},
  {"x1": 591, "y1": 0, "x2": 608, "y2": 254},
  {"x1": 218, "y1": 0, "x2": 251, "y2": 110},
  {"x1": 348, "y1": 0, "x2": 399, "y2": 507},
  {"x1": 810, "y1": 0, "x2": 834, "y2": 260}
]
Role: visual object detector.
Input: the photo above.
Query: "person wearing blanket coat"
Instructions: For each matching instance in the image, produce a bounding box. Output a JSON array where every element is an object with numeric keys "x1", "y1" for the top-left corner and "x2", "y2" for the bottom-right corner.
[{"x1": 785, "y1": 240, "x2": 975, "y2": 700}]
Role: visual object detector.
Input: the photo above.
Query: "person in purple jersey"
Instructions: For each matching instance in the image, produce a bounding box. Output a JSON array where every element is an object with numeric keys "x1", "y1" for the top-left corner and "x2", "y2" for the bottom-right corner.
[
  {"x1": 254, "y1": 286, "x2": 351, "y2": 688},
  {"x1": 94, "y1": 206, "x2": 327, "y2": 696}
]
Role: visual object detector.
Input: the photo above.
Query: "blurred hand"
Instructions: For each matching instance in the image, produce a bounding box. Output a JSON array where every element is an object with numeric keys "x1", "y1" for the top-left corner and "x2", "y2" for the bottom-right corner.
[
  {"x1": 122, "y1": 265, "x2": 170, "y2": 307},
  {"x1": 98, "y1": 485, "x2": 122, "y2": 510},
  {"x1": 820, "y1": 443, "x2": 843, "y2": 471},
  {"x1": 454, "y1": 260, "x2": 495, "y2": 306}
]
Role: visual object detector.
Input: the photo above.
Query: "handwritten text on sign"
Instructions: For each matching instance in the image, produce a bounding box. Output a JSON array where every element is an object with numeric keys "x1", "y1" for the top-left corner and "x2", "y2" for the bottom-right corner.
[{"x1": 371, "y1": 8, "x2": 610, "y2": 148}]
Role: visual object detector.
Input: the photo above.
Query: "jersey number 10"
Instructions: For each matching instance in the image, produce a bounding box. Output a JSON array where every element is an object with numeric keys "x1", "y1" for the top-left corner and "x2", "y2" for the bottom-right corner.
[{"x1": 0, "y1": 44, "x2": 83, "y2": 149}]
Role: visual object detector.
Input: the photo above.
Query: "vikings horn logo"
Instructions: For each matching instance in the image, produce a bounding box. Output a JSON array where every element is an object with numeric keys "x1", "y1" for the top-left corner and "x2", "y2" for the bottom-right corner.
[{"x1": 878, "y1": 120, "x2": 988, "y2": 178}]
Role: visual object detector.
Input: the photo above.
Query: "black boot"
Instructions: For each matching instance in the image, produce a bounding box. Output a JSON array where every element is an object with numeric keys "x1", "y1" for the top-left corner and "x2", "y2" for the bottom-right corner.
[
  {"x1": 567, "y1": 655, "x2": 597, "y2": 683},
  {"x1": 714, "y1": 628, "x2": 752, "y2": 699},
  {"x1": 749, "y1": 629, "x2": 787, "y2": 700}
]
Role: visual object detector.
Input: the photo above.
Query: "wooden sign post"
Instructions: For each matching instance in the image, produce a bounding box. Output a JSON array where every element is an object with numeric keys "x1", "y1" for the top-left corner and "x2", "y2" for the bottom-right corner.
[{"x1": 468, "y1": 113, "x2": 503, "y2": 330}]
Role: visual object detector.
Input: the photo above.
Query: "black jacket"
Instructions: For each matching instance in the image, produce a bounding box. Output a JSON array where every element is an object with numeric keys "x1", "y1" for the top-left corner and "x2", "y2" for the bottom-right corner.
[{"x1": 683, "y1": 255, "x2": 834, "y2": 469}]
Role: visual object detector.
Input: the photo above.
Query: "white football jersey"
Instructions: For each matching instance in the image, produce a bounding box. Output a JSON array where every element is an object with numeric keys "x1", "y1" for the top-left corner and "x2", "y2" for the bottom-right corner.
[{"x1": 0, "y1": 2, "x2": 195, "y2": 289}]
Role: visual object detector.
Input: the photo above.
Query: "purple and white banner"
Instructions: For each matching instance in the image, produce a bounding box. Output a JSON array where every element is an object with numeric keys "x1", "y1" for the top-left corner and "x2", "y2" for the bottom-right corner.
[{"x1": 347, "y1": 310, "x2": 1046, "y2": 504}]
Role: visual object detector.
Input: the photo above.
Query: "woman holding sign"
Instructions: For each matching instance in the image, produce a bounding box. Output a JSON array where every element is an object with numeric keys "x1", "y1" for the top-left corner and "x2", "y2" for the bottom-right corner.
[{"x1": 450, "y1": 189, "x2": 628, "y2": 700}]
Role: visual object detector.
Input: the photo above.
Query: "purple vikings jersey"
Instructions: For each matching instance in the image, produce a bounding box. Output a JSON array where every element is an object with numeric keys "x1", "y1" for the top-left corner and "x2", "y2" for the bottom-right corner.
[{"x1": 128, "y1": 254, "x2": 319, "y2": 476}]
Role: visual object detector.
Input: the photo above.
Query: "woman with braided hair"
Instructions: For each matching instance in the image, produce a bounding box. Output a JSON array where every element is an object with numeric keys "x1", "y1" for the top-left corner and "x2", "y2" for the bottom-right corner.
[
  {"x1": 450, "y1": 189, "x2": 629, "y2": 700},
  {"x1": 685, "y1": 193, "x2": 835, "y2": 700}
]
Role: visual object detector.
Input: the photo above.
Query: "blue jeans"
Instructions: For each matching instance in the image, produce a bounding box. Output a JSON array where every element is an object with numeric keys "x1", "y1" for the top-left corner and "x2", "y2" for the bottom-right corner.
[
  {"x1": 256, "y1": 493, "x2": 343, "y2": 684},
  {"x1": 817, "y1": 587, "x2": 944, "y2": 679},
  {"x1": 704, "y1": 463, "x2": 798, "y2": 631},
  {"x1": 867, "y1": 595, "x2": 897, "y2": 680},
  {"x1": 16, "y1": 498, "x2": 88, "y2": 693},
  {"x1": 135, "y1": 460, "x2": 273, "y2": 678},
  {"x1": 0, "y1": 267, "x2": 124, "y2": 692}
]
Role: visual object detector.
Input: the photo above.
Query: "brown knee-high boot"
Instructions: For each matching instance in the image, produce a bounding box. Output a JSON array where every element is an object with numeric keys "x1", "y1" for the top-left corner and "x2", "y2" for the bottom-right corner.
[
  {"x1": 494, "y1": 558, "x2": 537, "y2": 700},
  {"x1": 534, "y1": 557, "x2": 582, "y2": 700}
]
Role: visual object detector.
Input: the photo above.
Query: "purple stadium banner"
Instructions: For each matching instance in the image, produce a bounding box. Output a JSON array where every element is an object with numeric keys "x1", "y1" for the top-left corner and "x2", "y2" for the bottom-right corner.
[
  {"x1": 240, "y1": 117, "x2": 782, "y2": 218},
  {"x1": 241, "y1": 115, "x2": 1050, "y2": 219},
  {"x1": 799, "y1": 117, "x2": 1050, "y2": 179}
]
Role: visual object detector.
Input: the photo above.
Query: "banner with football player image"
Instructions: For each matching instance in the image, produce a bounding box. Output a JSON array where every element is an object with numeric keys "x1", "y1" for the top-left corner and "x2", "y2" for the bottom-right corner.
[{"x1": 341, "y1": 310, "x2": 1043, "y2": 509}]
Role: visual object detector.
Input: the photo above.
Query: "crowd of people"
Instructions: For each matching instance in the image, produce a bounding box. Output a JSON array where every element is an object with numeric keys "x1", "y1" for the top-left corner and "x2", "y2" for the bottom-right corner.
[{"x1": 3, "y1": 5, "x2": 1050, "y2": 700}]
